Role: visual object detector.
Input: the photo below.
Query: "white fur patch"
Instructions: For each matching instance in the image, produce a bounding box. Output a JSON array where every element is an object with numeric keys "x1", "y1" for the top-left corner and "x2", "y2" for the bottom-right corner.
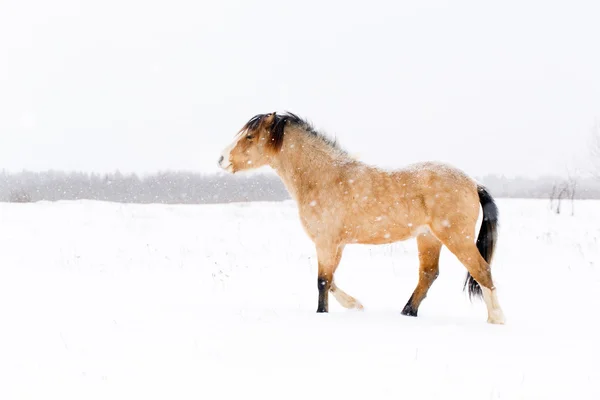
[
  {"x1": 482, "y1": 287, "x2": 506, "y2": 324},
  {"x1": 219, "y1": 132, "x2": 243, "y2": 170},
  {"x1": 331, "y1": 283, "x2": 363, "y2": 310},
  {"x1": 412, "y1": 225, "x2": 430, "y2": 237}
]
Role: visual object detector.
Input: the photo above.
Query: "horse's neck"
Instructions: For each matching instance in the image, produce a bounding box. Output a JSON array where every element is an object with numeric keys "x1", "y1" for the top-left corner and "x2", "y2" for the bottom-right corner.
[{"x1": 270, "y1": 131, "x2": 348, "y2": 201}]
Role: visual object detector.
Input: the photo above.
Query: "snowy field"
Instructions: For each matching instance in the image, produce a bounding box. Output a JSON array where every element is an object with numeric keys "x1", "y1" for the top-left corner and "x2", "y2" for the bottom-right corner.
[{"x1": 1, "y1": 198, "x2": 599, "y2": 399}]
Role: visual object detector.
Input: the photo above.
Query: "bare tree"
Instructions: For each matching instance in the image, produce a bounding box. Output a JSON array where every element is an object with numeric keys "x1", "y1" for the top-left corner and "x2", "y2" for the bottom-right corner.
[
  {"x1": 565, "y1": 168, "x2": 578, "y2": 216},
  {"x1": 549, "y1": 167, "x2": 579, "y2": 216},
  {"x1": 549, "y1": 184, "x2": 557, "y2": 211},
  {"x1": 553, "y1": 183, "x2": 569, "y2": 215}
]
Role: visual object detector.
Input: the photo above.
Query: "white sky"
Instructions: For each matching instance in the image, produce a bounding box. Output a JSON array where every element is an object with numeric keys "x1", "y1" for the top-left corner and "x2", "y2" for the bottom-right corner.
[{"x1": 1, "y1": 0, "x2": 599, "y2": 178}]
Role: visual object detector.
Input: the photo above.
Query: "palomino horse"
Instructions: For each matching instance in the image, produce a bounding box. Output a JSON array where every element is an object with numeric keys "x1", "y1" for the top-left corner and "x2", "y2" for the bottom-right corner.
[{"x1": 218, "y1": 112, "x2": 505, "y2": 324}]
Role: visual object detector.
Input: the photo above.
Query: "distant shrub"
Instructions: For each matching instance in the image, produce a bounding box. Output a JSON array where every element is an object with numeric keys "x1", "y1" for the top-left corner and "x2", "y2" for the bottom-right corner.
[{"x1": 8, "y1": 190, "x2": 32, "y2": 203}]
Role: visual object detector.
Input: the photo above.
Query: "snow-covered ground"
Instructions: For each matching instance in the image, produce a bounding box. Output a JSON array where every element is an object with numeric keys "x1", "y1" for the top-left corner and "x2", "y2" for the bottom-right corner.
[{"x1": 1, "y1": 198, "x2": 599, "y2": 399}]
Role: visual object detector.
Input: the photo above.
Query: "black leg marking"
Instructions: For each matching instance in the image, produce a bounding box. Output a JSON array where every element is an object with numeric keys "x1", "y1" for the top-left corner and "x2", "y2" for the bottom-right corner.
[
  {"x1": 317, "y1": 278, "x2": 329, "y2": 313},
  {"x1": 401, "y1": 294, "x2": 418, "y2": 317}
]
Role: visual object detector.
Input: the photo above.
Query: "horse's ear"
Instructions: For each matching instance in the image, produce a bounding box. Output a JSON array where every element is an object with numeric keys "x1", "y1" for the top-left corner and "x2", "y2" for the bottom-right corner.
[{"x1": 262, "y1": 112, "x2": 277, "y2": 128}]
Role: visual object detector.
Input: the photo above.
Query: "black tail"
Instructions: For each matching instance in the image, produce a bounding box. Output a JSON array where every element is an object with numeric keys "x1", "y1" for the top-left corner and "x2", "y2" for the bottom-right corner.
[{"x1": 464, "y1": 185, "x2": 499, "y2": 301}]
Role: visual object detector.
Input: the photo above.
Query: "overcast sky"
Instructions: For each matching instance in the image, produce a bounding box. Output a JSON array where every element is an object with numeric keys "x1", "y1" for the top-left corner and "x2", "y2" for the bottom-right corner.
[{"x1": 1, "y1": 0, "x2": 599, "y2": 178}]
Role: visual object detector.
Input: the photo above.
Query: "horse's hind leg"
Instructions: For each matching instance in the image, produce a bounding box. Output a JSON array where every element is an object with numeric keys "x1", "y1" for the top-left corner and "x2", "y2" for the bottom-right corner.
[
  {"x1": 401, "y1": 232, "x2": 442, "y2": 317},
  {"x1": 434, "y1": 232, "x2": 506, "y2": 324}
]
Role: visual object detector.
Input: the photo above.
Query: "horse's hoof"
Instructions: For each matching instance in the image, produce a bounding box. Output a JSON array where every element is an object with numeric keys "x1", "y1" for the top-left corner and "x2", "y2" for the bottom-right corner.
[
  {"x1": 401, "y1": 305, "x2": 418, "y2": 317},
  {"x1": 487, "y1": 312, "x2": 506, "y2": 324}
]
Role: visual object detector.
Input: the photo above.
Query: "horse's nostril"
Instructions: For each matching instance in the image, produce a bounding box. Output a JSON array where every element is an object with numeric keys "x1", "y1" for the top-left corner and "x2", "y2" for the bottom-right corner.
[{"x1": 218, "y1": 155, "x2": 224, "y2": 164}]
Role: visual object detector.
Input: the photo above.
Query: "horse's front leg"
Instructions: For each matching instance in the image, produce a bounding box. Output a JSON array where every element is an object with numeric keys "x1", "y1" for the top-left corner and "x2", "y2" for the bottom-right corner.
[{"x1": 316, "y1": 243, "x2": 343, "y2": 313}]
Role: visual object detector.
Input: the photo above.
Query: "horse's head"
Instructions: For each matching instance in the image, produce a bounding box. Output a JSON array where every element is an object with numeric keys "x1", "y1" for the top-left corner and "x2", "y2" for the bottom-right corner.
[{"x1": 218, "y1": 112, "x2": 280, "y2": 173}]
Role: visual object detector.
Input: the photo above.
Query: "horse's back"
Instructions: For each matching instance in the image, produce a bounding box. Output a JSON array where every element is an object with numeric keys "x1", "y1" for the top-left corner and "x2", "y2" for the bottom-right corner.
[
  {"x1": 400, "y1": 161, "x2": 475, "y2": 183},
  {"x1": 394, "y1": 161, "x2": 481, "y2": 224}
]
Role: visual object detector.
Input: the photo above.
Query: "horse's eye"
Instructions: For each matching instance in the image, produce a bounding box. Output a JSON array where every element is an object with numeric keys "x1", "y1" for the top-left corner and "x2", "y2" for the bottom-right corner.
[{"x1": 246, "y1": 135, "x2": 254, "y2": 140}]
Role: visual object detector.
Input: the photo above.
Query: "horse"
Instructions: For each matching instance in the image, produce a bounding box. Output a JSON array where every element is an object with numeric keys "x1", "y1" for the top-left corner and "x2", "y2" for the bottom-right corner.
[{"x1": 218, "y1": 111, "x2": 506, "y2": 324}]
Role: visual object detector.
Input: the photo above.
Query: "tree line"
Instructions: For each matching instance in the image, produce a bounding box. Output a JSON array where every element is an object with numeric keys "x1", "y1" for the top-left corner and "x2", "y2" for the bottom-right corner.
[
  {"x1": 2, "y1": 169, "x2": 600, "y2": 204},
  {"x1": 0, "y1": 170, "x2": 289, "y2": 204}
]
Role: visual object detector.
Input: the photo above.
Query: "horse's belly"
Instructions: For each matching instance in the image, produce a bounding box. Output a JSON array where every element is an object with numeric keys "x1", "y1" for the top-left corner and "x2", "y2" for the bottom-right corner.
[{"x1": 344, "y1": 218, "x2": 415, "y2": 245}]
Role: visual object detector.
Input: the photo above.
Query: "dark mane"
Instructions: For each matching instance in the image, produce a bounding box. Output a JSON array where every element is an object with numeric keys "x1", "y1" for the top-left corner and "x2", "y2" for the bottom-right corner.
[
  {"x1": 239, "y1": 113, "x2": 267, "y2": 134},
  {"x1": 242, "y1": 111, "x2": 345, "y2": 154}
]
